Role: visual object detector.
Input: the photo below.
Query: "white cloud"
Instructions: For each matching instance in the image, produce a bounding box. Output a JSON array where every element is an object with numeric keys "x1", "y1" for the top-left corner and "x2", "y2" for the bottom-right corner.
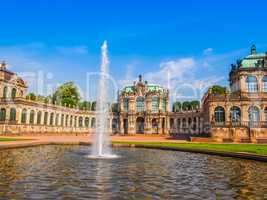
[{"x1": 203, "y1": 48, "x2": 213, "y2": 55}]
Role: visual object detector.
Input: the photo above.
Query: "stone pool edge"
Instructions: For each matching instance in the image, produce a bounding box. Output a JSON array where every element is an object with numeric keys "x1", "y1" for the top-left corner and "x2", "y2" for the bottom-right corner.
[{"x1": 0, "y1": 141, "x2": 266, "y2": 162}]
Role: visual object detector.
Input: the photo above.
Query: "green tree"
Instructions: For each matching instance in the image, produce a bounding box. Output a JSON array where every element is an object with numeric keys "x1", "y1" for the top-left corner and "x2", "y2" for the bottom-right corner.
[
  {"x1": 79, "y1": 101, "x2": 91, "y2": 110},
  {"x1": 91, "y1": 101, "x2": 97, "y2": 111},
  {"x1": 182, "y1": 101, "x2": 191, "y2": 111},
  {"x1": 211, "y1": 85, "x2": 226, "y2": 95},
  {"x1": 26, "y1": 93, "x2": 37, "y2": 101},
  {"x1": 52, "y1": 82, "x2": 80, "y2": 107},
  {"x1": 190, "y1": 100, "x2": 200, "y2": 110},
  {"x1": 172, "y1": 101, "x2": 182, "y2": 112},
  {"x1": 111, "y1": 103, "x2": 119, "y2": 112}
]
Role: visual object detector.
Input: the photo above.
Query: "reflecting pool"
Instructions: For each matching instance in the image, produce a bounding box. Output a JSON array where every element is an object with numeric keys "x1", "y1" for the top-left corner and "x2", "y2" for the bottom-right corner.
[{"x1": 0, "y1": 145, "x2": 266, "y2": 200}]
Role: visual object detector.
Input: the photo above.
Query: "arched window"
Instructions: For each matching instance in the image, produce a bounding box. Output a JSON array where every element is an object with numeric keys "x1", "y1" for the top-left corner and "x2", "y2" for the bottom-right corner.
[
  {"x1": 152, "y1": 96, "x2": 159, "y2": 113},
  {"x1": 3, "y1": 86, "x2": 7, "y2": 98},
  {"x1": 55, "y1": 114, "x2": 59, "y2": 126},
  {"x1": 162, "y1": 98, "x2": 167, "y2": 112},
  {"x1": 230, "y1": 106, "x2": 241, "y2": 122},
  {"x1": 262, "y1": 76, "x2": 267, "y2": 92},
  {"x1": 65, "y1": 115, "x2": 69, "y2": 127},
  {"x1": 152, "y1": 118, "x2": 158, "y2": 128},
  {"x1": 74, "y1": 116, "x2": 77, "y2": 127},
  {"x1": 0, "y1": 108, "x2": 6, "y2": 121},
  {"x1": 85, "y1": 117, "x2": 90, "y2": 127},
  {"x1": 123, "y1": 98, "x2": 129, "y2": 112},
  {"x1": 112, "y1": 118, "x2": 118, "y2": 130},
  {"x1": 50, "y1": 113, "x2": 54, "y2": 126},
  {"x1": 9, "y1": 108, "x2": 16, "y2": 121},
  {"x1": 214, "y1": 106, "x2": 225, "y2": 123},
  {"x1": 79, "y1": 116, "x2": 83, "y2": 127},
  {"x1": 11, "y1": 88, "x2": 16, "y2": 99},
  {"x1": 44, "y1": 112, "x2": 48, "y2": 125},
  {"x1": 70, "y1": 115, "x2": 73, "y2": 127},
  {"x1": 136, "y1": 96, "x2": 145, "y2": 112},
  {"x1": 37, "y1": 111, "x2": 42, "y2": 125},
  {"x1": 29, "y1": 110, "x2": 35, "y2": 124},
  {"x1": 91, "y1": 117, "x2": 96, "y2": 128},
  {"x1": 246, "y1": 76, "x2": 258, "y2": 93},
  {"x1": 249, "y1": 106, "x2": 260, "y2": 122},
  {"x1": 21, "y1": 109, "x2": 27, "y2": 124},
  {"x1": 61, "y1": 114, "x2": 64, "y2": 126}
]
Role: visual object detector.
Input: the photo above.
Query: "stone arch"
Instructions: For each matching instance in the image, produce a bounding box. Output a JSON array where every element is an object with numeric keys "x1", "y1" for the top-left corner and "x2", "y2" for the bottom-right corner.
[
  {"x1": 230, "y1": 106, "x2": 241, "y2": 122},
  {"x1": 136, "y1": 117, "x2": 145, "y2": 134},
  {"x1": 3, "y1": 86, "x2": 7, "y2": 98},
  {"x1": 37, "y1": 111, "x2": 42, "y2": 125},
  {"x1": 11, "y1": 88, "x2": 16, "y2": 99},
  {"x1": 29, "y1": 110, "x2": 35, "y2": 124},
  {"x1": 9, "y1": 108, "x2": 16, "y2": 122},
  {"x1": 79, "y1": 116, "x2": 83, "y2": 127},
  {"x1": 21, "y1": 109, "x2": 27, "y2": 124},
  {"x1": 91, "y1": 117, "x2": 96, "y2": 128},
  {"x1": 0, "y1": 108, "x2": 6, "y2": 121},
  {"x1": 44, "y1": 112, "x2": 48, "y2": 125},
  {"x1": 214, "y1": 106, "x2": 225, "y2": 123}
]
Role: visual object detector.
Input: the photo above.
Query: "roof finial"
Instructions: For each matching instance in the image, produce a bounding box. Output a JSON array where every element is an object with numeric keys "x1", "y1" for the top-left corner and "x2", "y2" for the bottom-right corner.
[
  {"x1": 138, "y1": 74, "x2": 142, "y2": 82},
  {"x1": 251, "y1": 44, "x2": 257, "y2": 55},
  {"x1": 0, "y1": 61, "x2": 7, "y2": 70}
]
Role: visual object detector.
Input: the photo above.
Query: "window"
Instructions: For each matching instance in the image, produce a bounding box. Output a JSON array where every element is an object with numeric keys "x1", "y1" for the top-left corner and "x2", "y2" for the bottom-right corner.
[
  {"x1": 152, "y1": 96, "x2": 159, "y2": 113},
  {"x1": 11, "y1": 88, "x2": 16, "y2": 99},
  {"x1": 50, "y1": 113, "x2": 54, "y2": 126},
  {"x1": 61, "y1": 114, "x2": 64, "y2": 126},
  {"x1": 214, "y1": 106, "x2": 225, "y2": 123},
  {"x1": 249, "y1": 106, "x2": 260, "y2": 122},
  {"x1": 3, "y1": 86, "x2": 7, "y2": 98},
  {"x1": 79, "y1": 117, "x2": 83, "y2": 127},
  {"x1": 44, "y1": 112, "x2": 48, "y2": 125},
  {"x1": 162, "y1": 98, "x2": 167, "y2": 112},
  {"x1": 136, "y1": 97, "x2": 145, "y2": 112},
  {"x1": 55, "y1": 114, "x2": 59, "y2": 126},
  {"x1": 0, "y1": 108, "x2": 6, "y2": 121},
  {"x1": 123, "y1": 98, "x2": 129, "y2": 112},
  {"x1": 230, "y1": 106, "x2": 241, "y2": 122},
  {"x1": 246, "y1": 76, "x2": 258, "y2": 93},
  {"x1": 37, "y1": 111, "x2": 42, "y2": 125},
  {"x1": 65, "y1": 115, "x2": 69, "y2": 127},
  {"x1": 262, "y1": 76, "x2": 267, "y2": 92},
  {"x1": 91, "y1": 118, "x2": 96, "y2": 128},
  {"x1": 85, "y1": 117, "x2": 90, "y2": 127},
  {"x1": 21, "y1": 109, "x2": 27, "y2": 124},
  {"x1": 9, "y1": 108, "x2": 16, "y2": 121},
  {"x1": 74, "y1": 116, "x2": 77, "y2": 127},
  {"x1": 29, "y1": 110, "x2": 35, "y2": 124}
]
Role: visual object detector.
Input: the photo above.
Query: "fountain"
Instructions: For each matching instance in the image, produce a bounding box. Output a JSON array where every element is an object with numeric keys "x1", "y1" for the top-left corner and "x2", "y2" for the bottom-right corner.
[{"x1": 89, "y1": 41, "x2": 117, "y2": 159}]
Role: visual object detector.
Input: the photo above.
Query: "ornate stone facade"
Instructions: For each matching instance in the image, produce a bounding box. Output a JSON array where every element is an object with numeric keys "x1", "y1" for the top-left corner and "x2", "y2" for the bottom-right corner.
[
  {"x1": 0, "y1": 45, "x2": 267, "y2": 143},
  {"x1": 202, "y1": 45, "x2": 267, "y2": 143},
  {"x1": 119, "y1": 75, "x2": 170, "y2": 134}
]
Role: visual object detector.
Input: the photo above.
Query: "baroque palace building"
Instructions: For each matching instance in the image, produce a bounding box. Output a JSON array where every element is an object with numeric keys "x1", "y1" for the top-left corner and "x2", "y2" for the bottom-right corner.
[{"x1": 0, "y1": 45, "x2": 267, "y2": 143}]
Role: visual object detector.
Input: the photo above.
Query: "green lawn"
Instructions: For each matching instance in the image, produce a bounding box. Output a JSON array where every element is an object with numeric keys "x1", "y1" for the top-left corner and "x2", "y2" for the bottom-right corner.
[
  {"x1": 0, "y1": 137, "x2": 31, "y2": 142},
  {"x1": 112, "y1": 141, "x2": 267, "y2": 156}
]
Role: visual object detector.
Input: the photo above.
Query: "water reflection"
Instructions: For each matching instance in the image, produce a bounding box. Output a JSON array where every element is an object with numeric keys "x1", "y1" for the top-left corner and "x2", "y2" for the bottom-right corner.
[{"x1": 0, "y1": 145, "x2": 266, "y2": 200}]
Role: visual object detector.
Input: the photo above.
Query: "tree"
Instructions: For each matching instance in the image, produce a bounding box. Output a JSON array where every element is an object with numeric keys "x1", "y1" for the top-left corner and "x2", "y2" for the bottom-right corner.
[
  {"x1": 182, "y1": 101, "x2": 191, "y2": 111},
  {"x1": 79, "y1": 101, "x2": 91, "y2": 110},
  {"x1": 52, "y1": 82, "x2": 80, "y2": 107},
  {"x1": 211, "y1": 85, "x2": 226, "y2": 95},
  {"x1": 172, "y1": 101, "x2": 182, "y2": 112},
  {"x1": 190, "y1": 100, "x2": 200, "y2": 110},
  {"x1": 91, "y1": 101, "x2": 97, "y2": 111},
  {"x1": 111, "y1": 103, "x2": 119, "y2": 112},
  {"x1": 26, "y1": 93, "x2": 37, "y2": 101}
]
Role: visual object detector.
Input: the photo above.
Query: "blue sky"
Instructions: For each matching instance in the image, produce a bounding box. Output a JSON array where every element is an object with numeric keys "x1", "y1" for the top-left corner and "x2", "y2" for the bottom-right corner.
[{"x1": 0, "y1": 0, "x2": 267, "y2": 102}]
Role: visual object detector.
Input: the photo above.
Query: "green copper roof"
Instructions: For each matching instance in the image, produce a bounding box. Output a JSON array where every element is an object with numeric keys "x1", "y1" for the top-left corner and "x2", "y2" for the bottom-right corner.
[
  {"x1": 124, "y1": 86, "x2": 135, "y2": 93},
  {"x1": 240, "y1": 45, "x2": 266, "y2": 68}
]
